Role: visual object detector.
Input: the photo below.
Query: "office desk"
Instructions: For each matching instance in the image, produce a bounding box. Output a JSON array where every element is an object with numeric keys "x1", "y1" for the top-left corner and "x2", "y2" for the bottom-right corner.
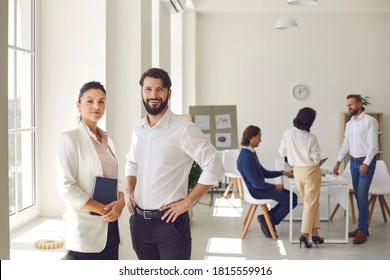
[{"x1": 287, "y1": 176, "x2": 349, "y2": 243}]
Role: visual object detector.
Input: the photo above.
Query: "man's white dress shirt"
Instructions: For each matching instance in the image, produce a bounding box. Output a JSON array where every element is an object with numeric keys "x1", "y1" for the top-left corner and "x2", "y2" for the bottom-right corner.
[
  {"x1": 125, "y1": 109, "x2": 224, "y2": 210},
  {"x1": 337, "y1": 111, "x2": 379, "y2": 166}
]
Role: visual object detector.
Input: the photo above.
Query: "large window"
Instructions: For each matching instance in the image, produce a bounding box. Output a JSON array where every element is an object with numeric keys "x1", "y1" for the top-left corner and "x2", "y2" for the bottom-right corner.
[{"x1": 8, "y1": 0, "x2": 36, "y2": 216}]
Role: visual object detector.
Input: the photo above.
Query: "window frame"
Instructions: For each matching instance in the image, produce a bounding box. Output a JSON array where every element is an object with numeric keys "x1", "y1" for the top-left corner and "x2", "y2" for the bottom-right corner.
[{"x1": 8, "y1": 0, "x2": 40, "y2": 231}]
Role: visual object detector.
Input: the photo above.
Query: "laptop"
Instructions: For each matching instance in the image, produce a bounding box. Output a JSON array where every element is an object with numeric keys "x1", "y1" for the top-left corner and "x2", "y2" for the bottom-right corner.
[{"x1": 319, "y1": 157, "x2": 328, "y2": 167}]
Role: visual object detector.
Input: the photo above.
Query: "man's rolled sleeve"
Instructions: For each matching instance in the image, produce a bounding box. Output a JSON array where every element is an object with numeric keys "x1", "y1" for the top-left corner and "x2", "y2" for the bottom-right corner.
[
  {"x1": 183, "y1": 123, "x2": 225, "y2": 186},
  {"x1": 125, "y1": 156, "x2": 138, "y2": 177},
  {"x1": 197, "y1": 170, "x2": 221, "y2": 187}
]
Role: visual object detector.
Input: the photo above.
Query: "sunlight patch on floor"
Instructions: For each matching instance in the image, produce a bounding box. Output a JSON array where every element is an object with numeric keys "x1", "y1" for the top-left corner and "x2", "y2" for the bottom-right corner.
[
  {"x1": 207, "y1": 237, "x2": 243, "y2": 254},
  {"x1": 214, "y1": 197, "x2": 242, "y2": 207},
  {"x1": 204, "y1": 255, "x2": 246, "y2": 260},
  {"x1": 212, "y1": 207, "x2": 243, "y2": 217},
  {"x1": 277, "y1": 240, "x2": 287, "y2": 256},
  {"x1": 212, "y1": 197, "x2": 244, "y2": 217}
]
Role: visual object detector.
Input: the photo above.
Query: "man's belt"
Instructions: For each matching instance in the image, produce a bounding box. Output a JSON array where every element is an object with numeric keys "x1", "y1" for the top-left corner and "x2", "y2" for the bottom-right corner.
[
  {"x1": 351, "y1": 156, "x2": 366, "y2": 162},
  {"x1": 135, "y1": 206, "x2": 166, "y2": 220}
]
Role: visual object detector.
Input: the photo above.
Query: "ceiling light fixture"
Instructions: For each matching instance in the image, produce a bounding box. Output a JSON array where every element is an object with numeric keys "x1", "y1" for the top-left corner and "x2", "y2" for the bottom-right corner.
[
  {"x1": 275, "y1": 17, "x2": 298, "y2": 30},
  {"x1": 287, "y1": 0, "x2": 318, "y2": 6}
]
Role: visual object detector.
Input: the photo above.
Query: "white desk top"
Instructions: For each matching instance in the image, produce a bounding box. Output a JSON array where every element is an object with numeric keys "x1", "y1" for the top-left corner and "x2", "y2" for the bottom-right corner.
[{"x1": 288, "y1": 175, "x2": 348, "y2": 186}]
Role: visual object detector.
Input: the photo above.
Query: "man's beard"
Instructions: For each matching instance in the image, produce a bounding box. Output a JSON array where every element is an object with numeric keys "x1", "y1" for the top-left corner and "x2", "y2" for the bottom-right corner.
[
  {"x1": 349, "y1": 108, "x2": 359, "y2": 116},
  {"x1": 143, "y1": 98, "x2": 169, "y2": 115}
]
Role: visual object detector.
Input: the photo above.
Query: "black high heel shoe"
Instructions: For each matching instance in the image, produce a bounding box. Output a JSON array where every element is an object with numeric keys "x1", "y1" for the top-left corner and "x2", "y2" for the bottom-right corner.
[
  {"x1": 312, "y1": 236, "x2": 324, "y2": 248},
  {"x1": 299, "y1": 235, "x2": 312, "y2": 249}
]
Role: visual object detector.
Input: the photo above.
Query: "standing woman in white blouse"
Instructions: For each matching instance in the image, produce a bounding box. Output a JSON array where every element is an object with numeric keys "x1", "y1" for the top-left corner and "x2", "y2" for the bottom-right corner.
[
  {"x1": 56, "y1": 81, "x2": 125, "y2": 259},
  {"x1": 279, "y1": 107, "x2": 323, "y2": 249}
]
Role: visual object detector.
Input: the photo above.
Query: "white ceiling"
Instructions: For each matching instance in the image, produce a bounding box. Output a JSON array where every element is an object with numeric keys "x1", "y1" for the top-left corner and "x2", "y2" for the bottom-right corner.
[{"x1": 192, "y1": 0, "x2": 390, "y2": 14}]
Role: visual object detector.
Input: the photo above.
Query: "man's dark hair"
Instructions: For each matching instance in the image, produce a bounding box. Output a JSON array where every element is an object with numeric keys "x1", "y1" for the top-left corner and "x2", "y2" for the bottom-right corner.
[
  {"x1": 293, "y1": 107, "x2": 317, "y2": 132},
  {"x1": 139, "y1": 68, "x2": 172, "y2": 89},
  {"x1": 346, "y1": 94, "x2": 362, "y2": 103}
]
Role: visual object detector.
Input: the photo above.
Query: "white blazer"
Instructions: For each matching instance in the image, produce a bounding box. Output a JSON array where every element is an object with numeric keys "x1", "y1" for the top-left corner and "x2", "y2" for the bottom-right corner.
[{"x1": 56, "y1": 122, "x2": 120, "y2": 252}]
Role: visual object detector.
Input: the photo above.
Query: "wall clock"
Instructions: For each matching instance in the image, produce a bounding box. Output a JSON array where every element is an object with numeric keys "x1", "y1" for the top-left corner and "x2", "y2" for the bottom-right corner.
[{"x1": 292, "y1": 84, "x2": 309, "y2": 100}]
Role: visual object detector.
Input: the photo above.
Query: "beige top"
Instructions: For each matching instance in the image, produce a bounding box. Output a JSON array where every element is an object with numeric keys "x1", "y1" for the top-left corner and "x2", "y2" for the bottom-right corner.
[{"x1": 81, "y1": 121, "x2": 118, "y2": 180}]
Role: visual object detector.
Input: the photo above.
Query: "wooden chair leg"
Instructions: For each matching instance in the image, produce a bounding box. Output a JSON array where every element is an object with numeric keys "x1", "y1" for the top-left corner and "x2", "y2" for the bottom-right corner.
[
  {"x1": 243, "y1": 206, "x2": 250, "y2": 226},
  {"x1": 237, "y1": 178, "x2": 243, "y2": 199},
  {"x1": 243, "y1": 204, "x2": 257, "y2": 226},
  {"x1": 380, "y1": 195, "x2": 390, "y2": 217},
  {"x1": 261, "y1": 205, "x2": 277, "y2": 240},
  {"x1": 223, "y1": 179, "x2": 234, "y2": 197},
  {"x1": 329, "y1": 203, "x2": 340, "y2": 221},
  {"x1": 224, "y1": 178, "x2": 241, "y2": 200},
  {"x1": 349, "y1": 192, "x2": 357, "y2": 224},
  {"x1": 242, "y1": 204, "x2": 257, "y2": 239},
  {"x1": 378, "y1": 195, "x2": 389, "y2": 222},
  {"x1": 231, "y1": 180, "x2": 236, "y2": 200},
  {"x1": 368, "y1": 195, "x2": 377, "y2": 225}
]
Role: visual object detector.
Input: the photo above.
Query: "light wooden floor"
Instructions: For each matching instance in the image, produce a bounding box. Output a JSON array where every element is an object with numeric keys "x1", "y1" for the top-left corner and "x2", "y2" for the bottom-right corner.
[{"x1": 190, "y1": 191, "x2": 390, "y2": 260}]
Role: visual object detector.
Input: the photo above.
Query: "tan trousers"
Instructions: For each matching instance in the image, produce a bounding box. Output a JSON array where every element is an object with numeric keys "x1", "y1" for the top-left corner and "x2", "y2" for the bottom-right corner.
[{"x1": 294, "y1": 165, "x2": 322, "y2": 234}]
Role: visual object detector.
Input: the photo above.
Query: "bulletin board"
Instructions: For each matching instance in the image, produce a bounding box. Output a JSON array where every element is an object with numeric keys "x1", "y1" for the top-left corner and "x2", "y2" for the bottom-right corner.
[{"x1": 189, "y1": 105, "x2": 238, "y2": 150}]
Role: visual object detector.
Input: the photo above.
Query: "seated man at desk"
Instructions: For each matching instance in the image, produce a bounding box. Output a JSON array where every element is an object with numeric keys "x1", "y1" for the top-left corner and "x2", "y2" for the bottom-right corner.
[{"x1": 237, "y1": 125, "x2": 297, "y2": 238}]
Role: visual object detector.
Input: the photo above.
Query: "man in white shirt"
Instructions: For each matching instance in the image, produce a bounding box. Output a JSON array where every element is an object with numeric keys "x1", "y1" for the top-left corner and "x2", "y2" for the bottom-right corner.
[
  {"x1": 333, "y1": 94, "x2": 378, "y2": 245},
  {"x1": 125, "y1": 68, "x2": 224, "y2": 259}
]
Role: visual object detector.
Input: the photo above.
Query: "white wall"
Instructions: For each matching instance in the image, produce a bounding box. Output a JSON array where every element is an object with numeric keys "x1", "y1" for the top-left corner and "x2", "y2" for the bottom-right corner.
[
  {"x1": 195, "y1": 11, "x2": 390, "y2": 169},
  {"x1": 39, "y1": 0, "x2": 106, "y2": 217},
  {"x1": 0, "y1": 0, "x2": 10, "y2": 260},
  {"x1": 183, "y1": 8, "x2": 197, "y2": 111},
  {"x1": 106, "y1": 0, "x2": 145, "y2": 260}
]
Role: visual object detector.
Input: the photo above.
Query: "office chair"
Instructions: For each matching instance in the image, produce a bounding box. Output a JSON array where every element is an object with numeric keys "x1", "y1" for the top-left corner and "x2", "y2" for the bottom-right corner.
[
  {"x1": 222, "y1": 149, "x2": 243, "y2": 199},
  {"x1": 239, "y1": 171, "x2": 277, "y2": 240},
  {"x1": 368, "y1": 160, "x2": 390, "y2": 224}
]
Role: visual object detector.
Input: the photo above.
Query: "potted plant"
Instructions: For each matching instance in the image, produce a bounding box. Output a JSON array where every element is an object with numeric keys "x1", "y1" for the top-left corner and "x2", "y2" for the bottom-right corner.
[
  {"x1": 361, "y1": 95, "x2": 371, "y2": 108},
  {"x1": 187, "y1": 161, "x2": 202, "y2": 221},
  {"x1": 188, "y1": 161, "x2": 202, "y2": 193}
]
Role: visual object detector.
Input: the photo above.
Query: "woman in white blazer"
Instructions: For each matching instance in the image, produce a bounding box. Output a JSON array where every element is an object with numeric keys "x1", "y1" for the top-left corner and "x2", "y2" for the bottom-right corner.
[{"x1": 56, "y1": 81, "x2": 125, "y2": 259}]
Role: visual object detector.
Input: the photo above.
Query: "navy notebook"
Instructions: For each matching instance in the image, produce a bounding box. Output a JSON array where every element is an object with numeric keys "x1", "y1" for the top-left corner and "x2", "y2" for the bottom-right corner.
[{"x1": 90, "y1": 176, "x2": 118, "y2": 216}]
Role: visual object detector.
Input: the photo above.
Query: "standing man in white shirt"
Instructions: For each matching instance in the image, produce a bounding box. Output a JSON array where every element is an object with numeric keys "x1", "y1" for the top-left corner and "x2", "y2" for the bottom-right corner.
[
  {"x1": 333, "y1": 94, "x2": 378, "y2": 245},
  {"x1": 125, "y1": 68, "x2": 224, "y2": 260}
]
